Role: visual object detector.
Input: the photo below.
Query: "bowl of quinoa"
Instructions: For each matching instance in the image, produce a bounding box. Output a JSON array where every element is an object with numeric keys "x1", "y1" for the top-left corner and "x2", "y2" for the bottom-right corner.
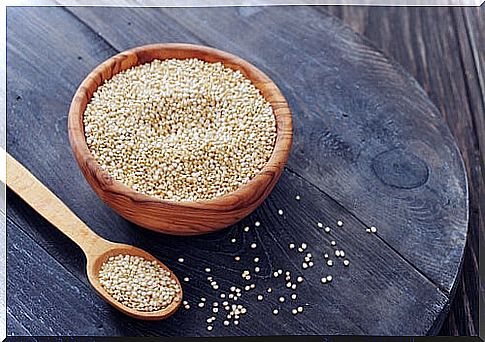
[{"x1": 68, "y1": 43, "x2": 292, "y2": 235}]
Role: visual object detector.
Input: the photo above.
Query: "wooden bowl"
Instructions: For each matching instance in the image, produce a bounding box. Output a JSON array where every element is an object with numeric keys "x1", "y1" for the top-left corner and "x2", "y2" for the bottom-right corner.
[{"x1": 68, "y1": 43, "x2": 292, "y2": 235}]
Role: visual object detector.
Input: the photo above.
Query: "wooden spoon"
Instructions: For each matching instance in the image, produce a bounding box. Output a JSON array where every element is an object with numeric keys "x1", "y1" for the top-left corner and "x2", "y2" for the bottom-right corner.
[{"x1": 4, "y1": 151, "x2": 183, "y2": 320}]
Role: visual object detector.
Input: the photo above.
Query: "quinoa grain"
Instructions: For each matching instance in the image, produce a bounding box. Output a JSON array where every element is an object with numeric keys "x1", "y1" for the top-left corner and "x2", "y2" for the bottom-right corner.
[
  {"x1": 84, "y1": 58, "x2": 277, "y2": 202},
  {"x1": 98, "y1": 254, "x2": 181, "y2": 312}
]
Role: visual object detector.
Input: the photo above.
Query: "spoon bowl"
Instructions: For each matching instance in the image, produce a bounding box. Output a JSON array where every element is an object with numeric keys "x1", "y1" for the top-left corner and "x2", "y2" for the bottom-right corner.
[
  {"x1": 86, "y1": 240, "x2": 183, "y2": 320},
  {"x1": 5, "y1": 150, "x2": 182, "y2": 320}
]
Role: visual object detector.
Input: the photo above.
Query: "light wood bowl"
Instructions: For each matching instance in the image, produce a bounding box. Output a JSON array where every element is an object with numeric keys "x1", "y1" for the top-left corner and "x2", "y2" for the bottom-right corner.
[{"x1": 68, "y1": 43, "x2": 292, "y2": 235}]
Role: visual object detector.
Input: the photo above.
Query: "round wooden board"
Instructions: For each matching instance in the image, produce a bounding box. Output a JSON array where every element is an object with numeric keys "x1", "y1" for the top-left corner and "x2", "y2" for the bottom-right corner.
[{"x1": 6, "y1": 6, "x2": 468, "y2": 336}]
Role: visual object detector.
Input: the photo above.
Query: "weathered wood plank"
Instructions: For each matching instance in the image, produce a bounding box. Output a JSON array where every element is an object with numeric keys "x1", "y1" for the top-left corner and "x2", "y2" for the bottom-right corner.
[
  {"x1": 6, "y1": 6, "x2": 468, "y2": 336},
  {"x1": 7, "y1": 166, "x2": 450, "y2": 335},
  {"x1": 323, "y1": 6, "x2": 483, "y2": 336},
  {"x1": 67, "y1": 6, "x2": 468, "y2": 294},
  {"x1": 6, "y1": 311, "x2": 31, "y2": 337},
  {"x1": 461, "y1": 7, "x2": 485, "y2": 165},
  {"x1": 7, "y1": 219, "x2": 136, "y2": 336},
  {"x1": 1, "y1": 193, "x2": 6, "y2": 340},
  {"x1": 5, "y1": 8, "x2": 452, "y2": 333}
]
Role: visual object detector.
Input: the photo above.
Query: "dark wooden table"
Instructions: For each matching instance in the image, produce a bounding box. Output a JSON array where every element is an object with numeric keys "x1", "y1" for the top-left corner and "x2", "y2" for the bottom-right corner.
[
  {"x1": 323, "y1": 7, "x2": 484, "y2": 336},
  {"x1": 6, "y1": 5, "x2": 483, "y2": 336}
]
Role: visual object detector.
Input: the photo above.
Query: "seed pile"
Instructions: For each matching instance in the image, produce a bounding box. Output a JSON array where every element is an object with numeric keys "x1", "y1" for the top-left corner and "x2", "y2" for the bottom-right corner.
[
  {"x1": 84, "y1": 58, "x2": 277, "y2": 202},
  {"x1": 99, "y1": 254, "x2": 181, "y2": 312}
]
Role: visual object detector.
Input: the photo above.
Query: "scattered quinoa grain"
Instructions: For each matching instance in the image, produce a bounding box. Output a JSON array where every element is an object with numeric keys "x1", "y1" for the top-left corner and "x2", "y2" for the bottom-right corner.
[
  {"x1": 370, "y1": 226, "x2": 378, "y2": 233},
  {"x1": 278, "y1": 209, "x2": 284, "y2": 216},
  {"x1": 343, "y1": 259, "x2": 350, "y2": 266},
  {"x1": 255, "y1": 221, "x2": 261, "y2": 227},
  {"x1": 337, "y1": 220, "x2": 343, "y2": 227}
]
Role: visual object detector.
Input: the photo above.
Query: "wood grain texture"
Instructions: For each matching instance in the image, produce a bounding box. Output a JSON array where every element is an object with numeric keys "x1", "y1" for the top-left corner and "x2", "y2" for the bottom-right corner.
[
  {"x1": 6, "y1": 312, "x2": 31, "y2": 337},
  {"x1": 67, "y1": 4, "x2": 468, "y2": 294},
  {"x1": 6, "y1": 6, "x2": 472, "y2": 336},
  {"x1": 7, "y1": 170, "x2": 450, "y2": 335},
  {"x1": 6, "y1": 152, "x2": 183, "y2": 320},
  {"x1": 7, "y1": 218, "x2": 147, "y2": 336},
  {"x1": 322, "y1": 6, "x2": 484, "y2": 336},
  {"x1": 68, "y1": 43, "x2": 293, "y2": 235}
]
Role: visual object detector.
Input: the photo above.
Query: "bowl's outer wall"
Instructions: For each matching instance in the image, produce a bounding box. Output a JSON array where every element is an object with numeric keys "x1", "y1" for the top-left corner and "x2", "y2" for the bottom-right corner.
[{"x1": 68, "y1": 43, "x2": 293, "y2": 235}]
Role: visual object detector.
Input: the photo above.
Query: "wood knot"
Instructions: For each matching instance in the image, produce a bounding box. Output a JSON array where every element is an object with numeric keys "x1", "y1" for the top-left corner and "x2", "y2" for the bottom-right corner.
[{"x1": 371, "y1": 148, "x2": 429, "y2": 189}]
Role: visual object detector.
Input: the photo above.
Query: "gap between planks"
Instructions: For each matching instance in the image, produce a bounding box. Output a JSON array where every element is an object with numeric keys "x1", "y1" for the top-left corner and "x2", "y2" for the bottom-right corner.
[
  {"x1": 35, "y1": 4, "x2": 452, "y2": 298},
  {"x1": 7, "y1": 161, "x2": 450, "y2": 301},
  {"x1": 284, "y1": 167, "x2": 450, "y2": 296},
  {"x1": 6, "y1": 309, "x2": 32, "y2": 337}
]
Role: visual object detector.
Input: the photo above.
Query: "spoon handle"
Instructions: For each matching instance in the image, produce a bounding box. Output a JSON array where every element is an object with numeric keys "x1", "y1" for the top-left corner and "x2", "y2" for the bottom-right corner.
[{"x1": 5, "y1": 151, "x2": 107, "y2": 255}]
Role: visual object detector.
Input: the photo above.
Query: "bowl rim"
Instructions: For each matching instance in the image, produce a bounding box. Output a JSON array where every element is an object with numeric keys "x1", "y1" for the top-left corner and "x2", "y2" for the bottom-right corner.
[{"x1": 68, "y1": 43, "x2": 293, "y2": 211}]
